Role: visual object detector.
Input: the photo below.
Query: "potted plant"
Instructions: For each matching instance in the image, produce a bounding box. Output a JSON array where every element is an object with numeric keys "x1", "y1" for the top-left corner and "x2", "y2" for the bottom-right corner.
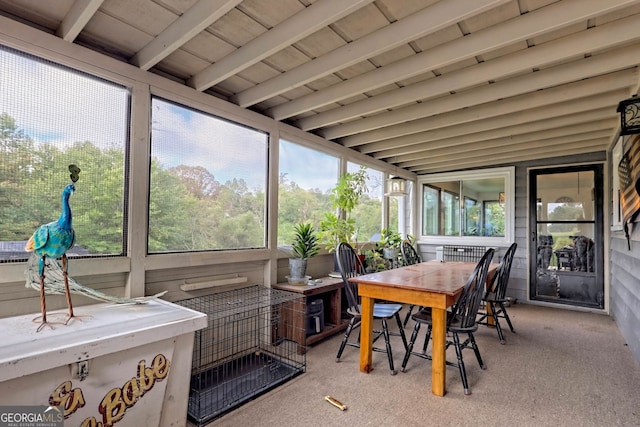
[
  {"x1": 380, "y1": 228, "x2": 402, "y2": 260},
  {"x1": 363, "y1": 248, "x2": 386, "y2": 273},
  {"x1": 288, "y1": 223, "x2": 320, "y2": 282},
  {"x1": 319, "y1": 166, "x2": 368, "y2": 253}
]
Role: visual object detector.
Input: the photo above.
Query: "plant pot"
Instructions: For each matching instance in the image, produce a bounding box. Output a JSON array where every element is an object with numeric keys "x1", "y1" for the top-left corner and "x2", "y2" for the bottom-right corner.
[
  {"x1": 382, "y1": 247, "x2": 399, "y2": 260},
  {"x1": 289, "y1": 258, "x2": 308, "y2": 279}
]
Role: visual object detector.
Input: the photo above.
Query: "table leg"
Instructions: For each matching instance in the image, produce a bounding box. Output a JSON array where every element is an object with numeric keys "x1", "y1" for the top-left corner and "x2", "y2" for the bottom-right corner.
[
  {"x1": 431, "y1": 307, "x2": 447, "y2": 396},
  {"x1": 359, "y1": 295, "x2": 374, "y2": 373},
  {"x1": 486, "y1": 302, "x2": 495, "y2": 327}
]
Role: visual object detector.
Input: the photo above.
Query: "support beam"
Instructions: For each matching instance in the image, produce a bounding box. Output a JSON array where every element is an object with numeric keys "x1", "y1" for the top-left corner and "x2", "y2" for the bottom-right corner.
[
  {"x1": 57, "y1": 0, "x2": 103, "y2": 42},
  {"x1": 365, "y1": 91, "x2": 625, "y2": 157},
  {"x1": 407, "y1": 139, "x2": 608, "y2": 174},
  {"x1": 340, "y1": 69, "x2": 636, "y2": 148},
  {"x1": 322, "y1": 44, "x2": 640, "y2": 140},
  {"x1": 299, "y1": 12, "x2": 640, "y2": 131},
  {"x1": 272, "y1": 0, "x2": 636, "y2": 122},
  {"x1": 394, "y1": 127, "x2": 613, "y2": 167},
  {"x1": 189, "y1": 0, "x2": 373, "y2": 91},
  {"x1": 232, "y1": 0, "x2": 508, "y2": 108},
  {"x1": 131, "y1": 0, "x2": 242, "y2": 70}
]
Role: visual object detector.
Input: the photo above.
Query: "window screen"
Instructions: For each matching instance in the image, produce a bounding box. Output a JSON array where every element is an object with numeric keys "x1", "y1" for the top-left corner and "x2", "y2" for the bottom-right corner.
[
  {"x1": 0, "y1": 45, "x2": 129, "y2": 261},
  {"x1": 347, "y1": 162, "x2": 383, "y2": 242},
  {"x1": 149, "y1": 97, "x2": 268, "y2": 252},
  {"x1": 277, "y1": 139, "x2": 338, "y2": 246}
]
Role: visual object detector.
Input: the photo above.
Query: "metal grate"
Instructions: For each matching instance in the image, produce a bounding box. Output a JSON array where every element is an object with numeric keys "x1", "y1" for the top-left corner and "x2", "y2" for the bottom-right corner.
[
  {"x1": 442, "y1": 245, "x2": 487, "y2": 262},
  {"x1": 176, "y1": 285, "x2": 306, "y2": 425}
]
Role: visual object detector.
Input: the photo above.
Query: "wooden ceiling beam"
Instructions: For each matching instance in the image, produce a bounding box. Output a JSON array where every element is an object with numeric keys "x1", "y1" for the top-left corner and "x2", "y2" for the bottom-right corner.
[
  {"x1": 323, "y1": 46, "x2": 640, "y2": 140},
  {"x1": 299, "y1": 12, "x2": 640, "y2": 131},
  {"x1": 189, "y1": 0, "x2": 373, "y2": 91},
  {"x1": 394, "y1": 128, "x2": 613, "y2": 168},
  {"x1": 257, "y1": 0, "x2": 510, "y2": 114},
  {"x1": 373, "y1": 112, "x2": 616, "y2": 161},
  {"x1": 340, "y1": 68, "x2": 636, "y2": 148},
  {"x1": 365, "y1": 91, "x2": 624, "y2": 156},
  {"x1": 132, "y1": 0, "x2": 242, "y2": 71},
  {"x1": 407, "y1": 139, "x2": 608, "y2": 174},
  {"x1": 275, "y1": 0, "x2": 634, "y2": 123},
  {"x1": 57, "y1": 0, "x2": 103, "y2": 42}
]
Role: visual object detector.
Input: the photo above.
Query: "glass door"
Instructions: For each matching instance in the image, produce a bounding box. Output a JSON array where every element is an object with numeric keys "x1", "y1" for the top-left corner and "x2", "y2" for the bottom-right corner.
[{"x1": 529, "y1": 165, "x2": 604, "y2": 308}]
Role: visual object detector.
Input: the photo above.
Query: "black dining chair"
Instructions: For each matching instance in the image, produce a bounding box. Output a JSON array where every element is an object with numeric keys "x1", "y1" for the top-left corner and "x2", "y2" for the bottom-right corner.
[
  {"x1": 401, "y1": 248, "x2": 495, "y2": 395},
  {"x1": 477, "y1": 242, "x2": 517, "y2": 344},
  {"x1": 334, "y1": 242, "x2": 408, "y2": 375},
  {"x1": 400, "y1": 240, "x2": 422, "y2": 326}
]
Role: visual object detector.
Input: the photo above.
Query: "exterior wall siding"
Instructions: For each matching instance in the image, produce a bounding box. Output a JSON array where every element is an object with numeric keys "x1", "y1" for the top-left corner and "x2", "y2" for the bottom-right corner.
[{"x1": 610, "y1": 231, "x2": 640, "y2": 367}]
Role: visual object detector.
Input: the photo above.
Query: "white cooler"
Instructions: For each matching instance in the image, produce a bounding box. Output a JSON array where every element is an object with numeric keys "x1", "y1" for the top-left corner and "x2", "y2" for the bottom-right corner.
[{"x1": 0, "y1": 299, "x2": 207, "y2": 427}]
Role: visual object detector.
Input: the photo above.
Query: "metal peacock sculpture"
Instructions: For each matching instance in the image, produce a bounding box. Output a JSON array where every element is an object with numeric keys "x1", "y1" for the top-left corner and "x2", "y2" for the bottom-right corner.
[
  {"x1": 25, "y1": 166, "x2": 79, "y2": 331},
  {"x1": 25, "y1": 165, "x2": 165, "y2": 332}
]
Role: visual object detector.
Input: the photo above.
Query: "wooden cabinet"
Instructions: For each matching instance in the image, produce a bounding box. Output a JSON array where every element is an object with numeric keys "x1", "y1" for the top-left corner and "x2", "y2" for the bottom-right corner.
[{"x1": 272, "y1": 276, "x2": 349, "y2": 352}]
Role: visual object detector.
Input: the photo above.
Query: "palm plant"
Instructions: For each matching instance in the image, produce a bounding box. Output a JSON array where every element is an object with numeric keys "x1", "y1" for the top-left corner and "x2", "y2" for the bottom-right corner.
[
  {"x1": 289, "y1": 223, "x2": 320, "y2": 281},
  {"x1": 291, "y1": 223, "x2": 320, "y2": 260}
]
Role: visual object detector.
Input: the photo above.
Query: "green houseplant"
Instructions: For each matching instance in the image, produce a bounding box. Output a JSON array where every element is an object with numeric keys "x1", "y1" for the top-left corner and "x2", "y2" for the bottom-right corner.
[
  {"x1": 289, "y1": 223, "x2": 320, "y2": 281},
  {"x1": 380, "y1": 228, "x2": 402, "y2": 260},
  {"x1": 319, "y1": 166, "x2": 368, "y2": 253}
]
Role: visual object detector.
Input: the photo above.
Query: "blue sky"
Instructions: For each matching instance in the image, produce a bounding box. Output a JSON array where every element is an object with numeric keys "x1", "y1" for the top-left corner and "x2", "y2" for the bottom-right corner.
[{"x1": 1, "y1": 46, "x2": 383, "y2": 195}]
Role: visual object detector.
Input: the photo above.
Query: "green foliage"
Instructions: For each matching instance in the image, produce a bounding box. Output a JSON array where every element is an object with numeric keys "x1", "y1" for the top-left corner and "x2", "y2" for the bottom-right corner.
[
  {"x1": 329, "y1": 166, "x2": 368, "y2": 213},
  {"x1": 0, "y1": 111, "x2": 268, "y2": 257},
  {"x1": 290, "y1": 223, "x2": 319, "y2": 260},
  {"x1": 277, "y1": 173, "x2": 332, "y2": 245},
  {"x1": 1, "y1": 111, "x2": 387, "y2": 258},
  {"x1": 380, "y1": 228, "x2": 402, "y2": 249},
  {"x1": 363, "y1": 249, "x2": 386, "y2": 273},
  {"x1": 319, "y1": 166, "x2": 369, "y2": 251}
]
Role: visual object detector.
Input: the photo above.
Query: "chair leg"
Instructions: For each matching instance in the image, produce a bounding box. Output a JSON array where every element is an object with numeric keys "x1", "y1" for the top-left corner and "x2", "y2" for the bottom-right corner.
[
  {"x1": 452, "y1": 333, "x2": 471, "y2": 395},
  {"x1": 381, "y1": 319, "x2": 397, "y2": 375},
  {"x1": 494, "y1": 315, "x2": 505, "y2": 345},
  {"x1": 336, "y1": 317, "x2": 356, "y2": 362},
  {"x1": 394, "y1": 313, "x2": 409, "y2": 351},
  {"x1": 400, "y1": 322, "x2": 421, "y2": 372},
  {"x1": 403, "y1": 304, "x2": 415, "y2": 327},
  {"x1": 490, "y1": 302, "x2": 506, "y2": 345},
  {"x1": 498, "y1": 302, "x2": 516, "y2": 333},
  {"x1": 422, "y1": 325, "x2": 432, "y2": 354},
  {"x1": 468, "y1": 332, "x2": 486, "y2": 370}
]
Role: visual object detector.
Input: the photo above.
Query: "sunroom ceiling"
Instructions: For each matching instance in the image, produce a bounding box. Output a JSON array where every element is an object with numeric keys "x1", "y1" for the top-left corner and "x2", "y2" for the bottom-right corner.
[{"x1": 1, "y1": 0, "x2": 639, "y2": 174}]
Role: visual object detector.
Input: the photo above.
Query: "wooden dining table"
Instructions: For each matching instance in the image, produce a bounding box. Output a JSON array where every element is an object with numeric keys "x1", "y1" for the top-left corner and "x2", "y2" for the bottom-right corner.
[{"x1": 350, "y1": 260, "x2": 496, "y2": 396}]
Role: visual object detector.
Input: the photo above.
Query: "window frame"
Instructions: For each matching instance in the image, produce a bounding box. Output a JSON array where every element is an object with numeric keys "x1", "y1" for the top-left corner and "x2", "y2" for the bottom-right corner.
[
  {"x1": 148, "y1": 95, "x2": 269, "y2": 254},
  {"x1": 0, "y1": 44, "x2": 131, "y2": 261},
  {"x1": 417, "y1": 166, "x2": 515, "y2": 246}
]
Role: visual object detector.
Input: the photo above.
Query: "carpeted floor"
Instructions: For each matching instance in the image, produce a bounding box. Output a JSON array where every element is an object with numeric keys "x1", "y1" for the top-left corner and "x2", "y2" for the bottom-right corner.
[{"x1": 201, "y1": 303, "x2": 639, "y2": 427}]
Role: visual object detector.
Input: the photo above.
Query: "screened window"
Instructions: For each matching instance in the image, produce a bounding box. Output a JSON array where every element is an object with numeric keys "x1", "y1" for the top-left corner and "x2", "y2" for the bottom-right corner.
[
  {"x1": 422, "y1": 184, "x2": 438, "y2": 236},
  {"x1": 277, "y1": 140, "x2": 338, "y2": 246},
  {"x1": 348, "y1": 162, "x2": 383, "y2": 242},
  {"x1": 418, "y1": 167, "x2": 514, "y2": 244},
  {"x1": 0, "y1": 45, "x2": 129, "y2": 261},
  {"x1": 149, "y1": 97, "x2": 268, "y2": 252}
]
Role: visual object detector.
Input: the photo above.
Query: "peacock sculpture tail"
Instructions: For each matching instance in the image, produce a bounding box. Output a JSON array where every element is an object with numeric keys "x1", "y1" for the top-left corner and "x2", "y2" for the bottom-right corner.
[
  {"x1": 25, "y1": 253, "x2": 167, "y2": 305},
  {"x1": 24, "y1": 165, "x2": 166, "y2": 332}
]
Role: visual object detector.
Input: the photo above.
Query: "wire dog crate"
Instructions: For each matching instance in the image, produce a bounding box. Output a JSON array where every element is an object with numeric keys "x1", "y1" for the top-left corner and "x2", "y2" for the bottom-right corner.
[
  {"x1": 442, "y1": 245, "x2": 487, "y2": 262},
  {"x1": 175, "y1": 285, "x2": 306, "y2": 425}
]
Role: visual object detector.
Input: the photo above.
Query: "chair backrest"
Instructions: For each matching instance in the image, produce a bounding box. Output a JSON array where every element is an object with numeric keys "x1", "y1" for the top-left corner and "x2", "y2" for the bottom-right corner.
[
  {"x1": 487, "y1": 242, "x2": 517, "y2": 300},
  {"x1": 335, "y1": 242, "x2": 365, "y2": 314},
  {"x1": 401, "y1": 240, "x2": 422, "y2": 266},
  {"x1": 451, "y1": 248, "x2": 495, "y2": 329}
]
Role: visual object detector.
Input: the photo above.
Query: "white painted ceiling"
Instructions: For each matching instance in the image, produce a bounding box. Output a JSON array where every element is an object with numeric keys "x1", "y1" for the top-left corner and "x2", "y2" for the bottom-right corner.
[{"x1": 1, "y1": 0, "x2": 639, "y2": 175}]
